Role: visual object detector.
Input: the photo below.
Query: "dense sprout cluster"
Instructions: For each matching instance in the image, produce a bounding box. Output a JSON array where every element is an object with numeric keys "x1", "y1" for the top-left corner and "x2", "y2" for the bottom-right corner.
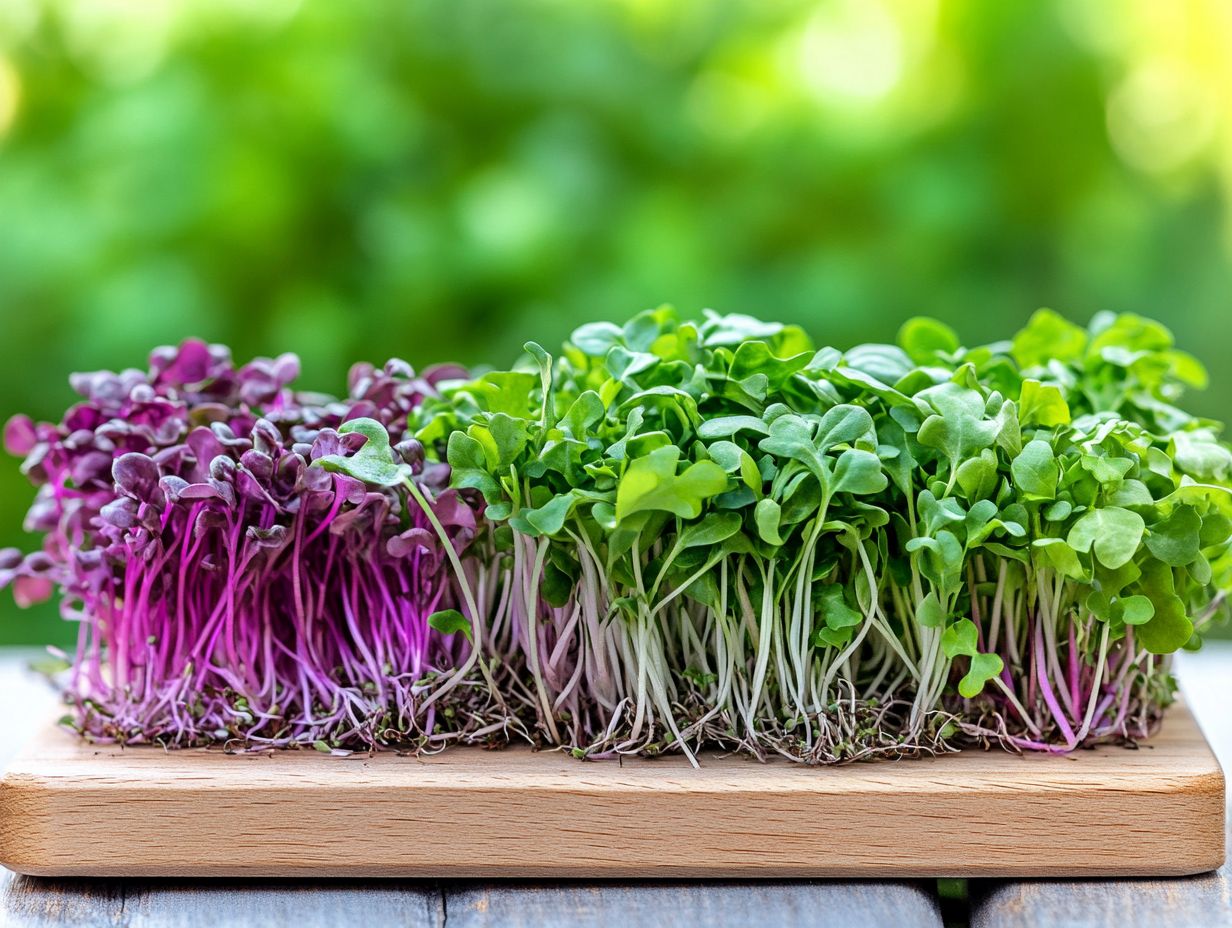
[
  {"x1": 414, "y1": 308, "x2": 1232, "y2": 762},
  {"x1": 1, "y1": 343, "x2": 502, "y2": 750},
  {"x1": 4, "y1": 309, "x2": 1231, "y2": 763}
]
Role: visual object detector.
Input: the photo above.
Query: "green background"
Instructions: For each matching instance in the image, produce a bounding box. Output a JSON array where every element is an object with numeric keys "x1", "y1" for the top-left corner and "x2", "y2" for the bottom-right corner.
[{"x1": 2, "y1": 0, "x2": 1231, "y2": 645}]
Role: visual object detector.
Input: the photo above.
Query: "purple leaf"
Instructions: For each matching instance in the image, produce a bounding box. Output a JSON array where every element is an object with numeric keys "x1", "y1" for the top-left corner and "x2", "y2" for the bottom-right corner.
[
  {"x1": 3, "y1": 415, "x2": 36, "y2": 456},
  {"x1": 113, "y1": 453, "x2": 161, "y2": 502},
  {"x1": 387, "y1": 528, "x2": 436, "y2": 559},
  {"x1": 177, "y1": 482, "x2": 223, "y2": 500},
  {"x1": 13, "y1": 576, "x2": 53, "y2": 608},
  {"x1": 99, "y1": 498, "x2": 140, "y2": 529}
]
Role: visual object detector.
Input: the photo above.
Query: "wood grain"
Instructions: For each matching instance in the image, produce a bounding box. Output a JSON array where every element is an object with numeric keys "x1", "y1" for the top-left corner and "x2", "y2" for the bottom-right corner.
[
  {"x1": 0, "y1": 873, "x2": 944, "y2": 928},
  {"x1": 0, "y1": 872, "x2": 443, "y2": 928},
  {"x1": 443, "y1": 882, "x2": 942, "y2": 928},
  {"x1": 971, "y1": 831, "x2": 1232, "y2": 928},
  {"x1": 0, "y1": 701, "x2": 1223, "y2": 880}
]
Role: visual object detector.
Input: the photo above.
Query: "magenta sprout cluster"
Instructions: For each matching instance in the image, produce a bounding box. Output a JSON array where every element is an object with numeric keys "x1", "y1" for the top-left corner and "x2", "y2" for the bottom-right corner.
[{"x1": 0, "y1": 342, "x2": 503, "y2": 751}]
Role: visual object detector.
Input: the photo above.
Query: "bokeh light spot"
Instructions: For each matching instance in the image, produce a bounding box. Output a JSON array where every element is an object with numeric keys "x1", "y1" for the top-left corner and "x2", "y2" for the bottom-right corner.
[
  {"x1": 0, "y1": 56, "x2": 19, "y2": 137},
  {"x1": 62, "y1": 0, "x2": 176, "y2": 85},
  {"x1": 1107, "y1": 61, "x2": 1216, "y2": 175},
  {"x1": 793, "y1": 0, "x2": 904, "y2": 105}
]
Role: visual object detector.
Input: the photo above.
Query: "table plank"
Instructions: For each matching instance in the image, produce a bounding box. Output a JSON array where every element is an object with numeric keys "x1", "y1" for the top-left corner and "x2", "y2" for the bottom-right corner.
[
  {"x1": 121, "y1": 883, "x2": 440, "y2": 928},
  {"x1": 0, "y1": 875, "x2": 943, "y2": 928},
  {"x1": 972, "y1": 836, "x2": 1231, "y2": 928},
  {"x1": 972, "y1": 643, "x2": 1232, "y2": 928},
  {"x1": 0, "y1": 875, "x2": 123, "y2": 928},
  {"x1": 443, "y1": 882, "x2": 942, "y2": 928},
  {"x1": 0, "y1": 874, "x2": 443, "y2": 928}
]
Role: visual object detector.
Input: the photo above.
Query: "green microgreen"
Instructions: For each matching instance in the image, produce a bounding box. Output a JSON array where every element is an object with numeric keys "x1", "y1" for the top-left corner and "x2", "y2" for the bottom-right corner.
[{"x1": 395, "y1": 306, "x2": 1232, "y2": 763}]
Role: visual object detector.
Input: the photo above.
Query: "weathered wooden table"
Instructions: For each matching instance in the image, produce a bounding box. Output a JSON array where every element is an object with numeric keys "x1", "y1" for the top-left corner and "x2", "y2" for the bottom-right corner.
[{"x1": 0, "y1": 647, "x2": 1228, "y2": 928}]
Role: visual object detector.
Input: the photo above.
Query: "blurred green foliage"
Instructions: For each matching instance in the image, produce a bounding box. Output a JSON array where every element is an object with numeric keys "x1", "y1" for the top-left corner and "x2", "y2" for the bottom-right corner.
[{"x1": 2, "y1": 0, "x2": 1232, "y2": 644}]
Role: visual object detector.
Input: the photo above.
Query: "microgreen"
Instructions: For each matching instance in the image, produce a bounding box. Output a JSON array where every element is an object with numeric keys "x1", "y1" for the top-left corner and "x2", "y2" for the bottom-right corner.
[
  {"x1": 4, "y1": 307, "x2": 1230, "y2": 765},
  {"x1": 408, "y1": 306, "x2": 1231, "y2": 762},
  {"x1": 0, "y1": 343, "x2": 495, "y2": 750}
]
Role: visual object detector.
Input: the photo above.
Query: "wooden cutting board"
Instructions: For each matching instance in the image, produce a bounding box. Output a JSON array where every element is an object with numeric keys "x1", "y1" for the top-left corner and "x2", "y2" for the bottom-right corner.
[{"x1": 0, "y1": 703, "x2": 1224, "y2": 879}]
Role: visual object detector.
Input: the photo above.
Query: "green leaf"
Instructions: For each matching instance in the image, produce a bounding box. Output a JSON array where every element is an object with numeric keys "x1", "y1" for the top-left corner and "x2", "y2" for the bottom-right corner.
[
  {"x1": 615, "y1": 446, "x2": 729, "y2": 522},
  {"x1": 1079, "y1": 454, "x2": 1132, "y2": 485},
  {"x1": 488, "y1": 414, "x2": 529, "y2": 466},
  {"x1": 1011, "y1": 439, "x2": 1058, "y2": 501},
  {"x1": 1165, "y1": 349, "x2": 1208, "y2": 388},
  {"x1": 1033, "y1": 538, "x2": 1087, "y2": 579},
  {"x1": 877, "y1": 418, "x2": 918, "y2": 496},
  {"x1": 993, "y1": 399, "x2": 1023, "y2": 457},
  {"x1": 678, "y1": 511, "x2": 742, "y2": 549},
  {"x1": 314, "y1": 418, "x2": 406, "y2": 487},
  {"x1": 917, "y1": 490, "x2": 964, "y2": 534},
  {"x1": 916, "y1": 384, "x2": 1001, "y2": 465},
  {"x1": 706, "y1": 441, "x2": 763, "y2": 494},
  {"x1": 524, "y1": 491, "x2": 580, "y2": 537},
  {"x1": 682, "y1": 667, "x2": 718, "y2": 688},
  {"x1": 941, "y1": 618, "x2": 978, "y2": 658},
  {"x1": 916, "y1": 591, "x2": 946, "y2": 628},
  {"x1": 898, "y1": 317, "x2": 960, "y2": 363},
  {"x1": 1190, "y1": 553, "x2": 1212, "y2": 584},
  {"x1": 560, "y1": 392, "x2": 605, "y2": 441},
  {"x1": 570, "y1": 321, "x2": 624, "y2": 356},
  {"x1": 813, "y1": 404, "x2": 876, "y2": 451},
  {"x1": 1145, "y1": 505, "x2": 1202, "y2": 567},
  {"x1": 524, "y1": 341, "x2": 552, "y2": 380},
  {"x1": 1094, "y1": 560, "x2": 1141, "y2": 596},
  {"x1": 605, "y1": 345, "x2": 658, "y2": 382},
  {"x1": 754, "y1": 498, "x2": 785, "y2": 546},
  {"x1": 811, "y1": 584, "x2": 863, "y2": 648},
  {"x1": 1136, "y1": 559, "x2": 1194, "y2": 654},
  {"x1": 955, "y1": 449, "x2": 998, "y2": 500},
  {"x1": 1017, "y1": 379, "x2": 1071, "y2": 427},
  {"x1": 27, "y1": 653, "x2": 70, "y2": 675},
  {"x1": 907, "y1": 530, "x2": 964, "y2": 588},
  {"x1": 959, "y1": 652, "x2": 1004, "y2": 698},
  {"x1": 1086, "y1": 589, "x2": 1113, "y2": 621},
  {"x1": 983, "y1": 542, "x2": 1029, "y2": 563},
  {"x1": 811, "y1": 626, "x2": 853, "y2": 648},
  {"x1": 697, "y1": 415, "x2": 770, "y2": 440},
  {"x1": 1043, "y1": 499, "x2": 1072, "y2": 522},
  {"x1": 758, "y1": 414, "x2": 827, "y2": 480},
  {"x1": 1200, "y1": 512, "x2": 1232, "y2": 548},
  {"x1": 831, "y1": 448, "x2": 887, "y2": 495},
  {"x1": 1089, "y1": 312, "x2": 1173, "y2": 357},
  {"x1": 1135, "y1": 593, "x2": 1193, "y2": 654},
  {"x1": 541, "y1": 560, "x2": 576, "y2": 607},
  {"x1": 1119, "y1": 595, "x2": 1155, "y2": 626},
  {"x1": 1067, "y1": 506, "x2": 1145, "y2": 569},
  {"x1": 428, "y1": 609, "x2": 474, "y2": 643},
  {"x1": 1172, "y1": 430, "x2": 1232, "y2": 481},
  {"x1": 1011, "y1": 308, "x2": 1087, "y2": 368},
  {"x1": 446, "y1": 431, "x2": 503, "y2": 503},
  {"x1": 844, "y1": 343, "x2": 914, "y2": 385},
  {"x1": 682, "y1": 572, "x2": 720, "y2": 609},
  {"x1": 728, "y1": 341, "x2": 813, "y2": 390},
  {"x1": 471, "y1": 371, "x2": 539, "y2": 416},
  {"x1": 1109, "y1": 479, "x2": 1153, "y2": 507}
]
